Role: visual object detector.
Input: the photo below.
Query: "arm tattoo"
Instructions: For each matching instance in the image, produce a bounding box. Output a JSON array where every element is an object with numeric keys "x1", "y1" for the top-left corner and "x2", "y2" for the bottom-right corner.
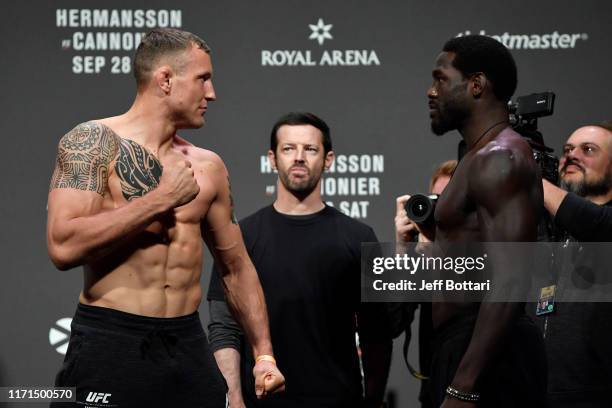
[
  {"x1": 115, "y1": 139, "x2": 162, "y2": 201},
  {"x1": 228, "y1": 176, "x2": 238, "y2": 224},
  {"x1": 50, "y1": 122, "x2": 119, "y2": 195}
]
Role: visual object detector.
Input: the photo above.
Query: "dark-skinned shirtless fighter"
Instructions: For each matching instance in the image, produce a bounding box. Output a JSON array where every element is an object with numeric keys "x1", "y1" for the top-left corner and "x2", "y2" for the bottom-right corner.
[
  {"x1": 422, "y1": 35, "x2": 547, "y2": 408},
  {"x1": 47, "y1": 28, "x2": 284, "y2": 408}
]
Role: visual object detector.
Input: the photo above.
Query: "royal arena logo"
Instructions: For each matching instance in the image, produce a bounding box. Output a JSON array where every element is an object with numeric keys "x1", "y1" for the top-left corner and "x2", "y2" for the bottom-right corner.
[
  {"x1": 261, "y1": 18, "x2": 381, "y2": 67},
  {"x1": 457, "y1": 30, "x2": 589, "y2": 50}
]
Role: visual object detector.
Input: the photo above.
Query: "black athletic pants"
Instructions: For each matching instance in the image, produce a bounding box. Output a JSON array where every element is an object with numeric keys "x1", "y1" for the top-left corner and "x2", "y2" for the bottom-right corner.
[
  {"x1": 430, "y1": 313, "x2": 547, "y2": 408},
  {"x1": 51, "y1": 303, "x2": 227, "y2": 408}
]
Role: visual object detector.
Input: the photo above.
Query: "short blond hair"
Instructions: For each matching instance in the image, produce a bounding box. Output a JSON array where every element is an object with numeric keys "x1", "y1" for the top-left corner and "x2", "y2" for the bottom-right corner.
[{"x1": 429, "y1": 160, "x2": 458, "y2": 192}]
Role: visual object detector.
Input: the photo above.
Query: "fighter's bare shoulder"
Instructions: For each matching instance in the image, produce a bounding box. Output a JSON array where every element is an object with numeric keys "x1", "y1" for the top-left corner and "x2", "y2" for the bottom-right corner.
[
  {"x1": 57, "y1": 120, "x2": 120, "y2": 153},
  {"x1": 50, "y1": 120, "x2": 120, "y2": 195},
  {"x1": 469, "y1": 128, "x2": 537, "y2": 196},
  {"x1": 173, "y1": 135, "x2": 229, "y2": 181}
]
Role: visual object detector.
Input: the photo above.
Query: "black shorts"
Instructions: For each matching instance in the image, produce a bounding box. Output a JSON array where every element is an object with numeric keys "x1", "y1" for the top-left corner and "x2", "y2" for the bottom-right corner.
[
  {"x1": 51, "y1": 303, "x2": 228, "y2": 408},
  {"x1": 430, "y1": 313, "x2": 547, "y2": 408}
]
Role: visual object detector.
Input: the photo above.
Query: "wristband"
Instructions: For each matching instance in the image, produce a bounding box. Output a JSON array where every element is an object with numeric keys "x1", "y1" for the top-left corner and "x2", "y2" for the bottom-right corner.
[
  {"x1": 255, "y1": 354, "x2": 276, "y2": 365},
  {"x1": 445, "y1": 385, "x2": 480, "y2": 403}
]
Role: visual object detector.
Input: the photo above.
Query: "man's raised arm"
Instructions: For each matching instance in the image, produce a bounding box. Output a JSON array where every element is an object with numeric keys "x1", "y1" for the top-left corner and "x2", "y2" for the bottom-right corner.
[
  {"x1": 201, "y1": 156, "x2": 284, "y2": 398},
  {"x1": 47, "y1": 121, "x2": 199, "y2": 270}
]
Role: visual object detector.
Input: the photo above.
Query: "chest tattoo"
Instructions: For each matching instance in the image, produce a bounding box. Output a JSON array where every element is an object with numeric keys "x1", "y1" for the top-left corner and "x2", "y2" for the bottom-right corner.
[{"x1": 115, "y1": 139, "x2": 162, "y2": 201}]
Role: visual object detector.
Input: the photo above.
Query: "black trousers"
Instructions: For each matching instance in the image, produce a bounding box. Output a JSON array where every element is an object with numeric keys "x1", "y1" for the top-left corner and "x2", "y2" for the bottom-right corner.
[
  {"x1": 430, "y1": 312, "x2": 547, "y2": 408},
  {"x1": 51, "y1": 303, "x2": 227, "y2": 408}
]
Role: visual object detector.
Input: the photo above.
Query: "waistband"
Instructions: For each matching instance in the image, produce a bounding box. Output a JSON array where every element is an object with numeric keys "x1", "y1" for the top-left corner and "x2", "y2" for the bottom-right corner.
[{"x1": 73, "y1": 303, "x2": 204, "y2": 337}]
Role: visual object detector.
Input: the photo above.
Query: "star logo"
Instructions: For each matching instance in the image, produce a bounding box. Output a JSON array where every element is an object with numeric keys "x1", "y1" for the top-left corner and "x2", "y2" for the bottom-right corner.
[{"x1": 309, "y1": 18, "x2": 333, "y2": 46}]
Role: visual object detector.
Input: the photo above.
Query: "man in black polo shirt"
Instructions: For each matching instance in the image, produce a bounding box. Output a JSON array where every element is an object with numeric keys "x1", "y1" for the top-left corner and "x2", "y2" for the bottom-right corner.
[{"x1": 207, "y1": 112, "x2": 392, "y2": 408}]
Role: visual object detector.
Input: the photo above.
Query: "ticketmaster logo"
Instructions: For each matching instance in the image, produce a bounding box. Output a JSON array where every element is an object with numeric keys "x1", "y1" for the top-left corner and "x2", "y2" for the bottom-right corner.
[{"x1": 458, "y1": 30, "x2": 589, "y2": 50}]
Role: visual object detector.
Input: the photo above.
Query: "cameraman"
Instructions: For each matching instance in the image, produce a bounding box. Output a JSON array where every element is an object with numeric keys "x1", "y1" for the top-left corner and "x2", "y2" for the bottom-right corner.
[
  {"x1": 542, "y1": 121, "x2": 612, "y2": 241},
  {"x1": 537, "y1": 121, "x2": 612, "y2": 407},
  {"x1": 393, "y1": 160, "x2": 457, "y2": 408}
]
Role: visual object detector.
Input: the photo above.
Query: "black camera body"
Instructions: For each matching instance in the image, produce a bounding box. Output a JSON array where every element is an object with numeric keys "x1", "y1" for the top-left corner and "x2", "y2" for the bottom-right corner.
[
  {"x1": 405, "y1": 194, "x2": 439, "y2": 226},
  {"x1": 509, "y1": 92, "x2": 559, "y2": 184},
  {"x1": 509, "y1": 92, "x2": 561, "y2": 240}
]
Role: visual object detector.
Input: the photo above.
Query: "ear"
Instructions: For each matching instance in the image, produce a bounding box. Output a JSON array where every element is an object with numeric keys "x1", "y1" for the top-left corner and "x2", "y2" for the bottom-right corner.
[
  {"x1": 469, "y1": 72, "x2": 487, "y2": 98},
  {"x1": 324, "y1": 150, "x2": 335, "y2": 171},
  {"x1": 153, "y1": 65, "x2": 173, "y2": 94},
  {"x1": 267, "y1": 150, "x2": 277, "y2": 171}
]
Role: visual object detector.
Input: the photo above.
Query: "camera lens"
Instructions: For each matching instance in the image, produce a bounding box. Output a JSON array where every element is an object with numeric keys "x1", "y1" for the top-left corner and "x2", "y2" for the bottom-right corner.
[
  {"x1": 411, "y1": 199, "x2": 429, "y2": 218},
  {"x1": 405, "y1": 194, "x2": 438, "y2": 225}
]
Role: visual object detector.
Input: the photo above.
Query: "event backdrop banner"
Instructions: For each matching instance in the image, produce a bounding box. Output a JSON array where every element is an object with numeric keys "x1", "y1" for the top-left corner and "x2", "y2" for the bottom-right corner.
[{"x1": 1, "y1": 1, "x2": 611, "y2": 407}]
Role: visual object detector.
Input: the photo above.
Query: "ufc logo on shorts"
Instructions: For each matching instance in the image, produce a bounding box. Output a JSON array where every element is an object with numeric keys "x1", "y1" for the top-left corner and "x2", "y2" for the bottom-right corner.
[{"x1": 86, "y1": 392, "x2": 112, "y2": 403}]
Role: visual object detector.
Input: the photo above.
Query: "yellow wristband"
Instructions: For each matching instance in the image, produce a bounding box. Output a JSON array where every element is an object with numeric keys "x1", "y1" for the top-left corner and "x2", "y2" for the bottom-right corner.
[{"x1": 255, "y1": 354, "x2": 276, "y2": 365}]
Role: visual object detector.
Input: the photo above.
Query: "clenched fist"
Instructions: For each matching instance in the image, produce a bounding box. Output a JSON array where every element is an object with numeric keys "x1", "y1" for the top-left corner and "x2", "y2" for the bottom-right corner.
[
  {"x1": 253, "y1": 359, "x2": 285, "y2": 399},
  {"x1": 157, "y1": 160, "x2": 200, "y2": 208}
]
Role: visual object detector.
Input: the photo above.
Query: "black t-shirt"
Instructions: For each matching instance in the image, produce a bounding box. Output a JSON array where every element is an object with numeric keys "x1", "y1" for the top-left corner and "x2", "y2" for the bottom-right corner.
[
  {"x1": 555, "y1": 193, "x2": 612, "y2": 241},
  {"x1": 207, "y1": 205, "x2": 385, "y2": 407}
]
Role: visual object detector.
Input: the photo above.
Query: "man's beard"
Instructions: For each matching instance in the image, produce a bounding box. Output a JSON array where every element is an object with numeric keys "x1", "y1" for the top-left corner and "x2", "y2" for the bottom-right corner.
[
  {"x1": 431, "y1": 111, "x2": 462, "y2": 135},
  {"x1": 560, "y1": 169, "x2": 612, "y2": 198},
  {"x1": 279, "y1": 165, "x2": 323, "y2": 194},
  {"x1": 430, "y1": 86, "x2": 469, "y2": 136}
]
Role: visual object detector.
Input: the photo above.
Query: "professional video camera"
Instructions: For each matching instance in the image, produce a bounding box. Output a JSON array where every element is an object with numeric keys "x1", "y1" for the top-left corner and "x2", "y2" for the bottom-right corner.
[
  {"x1": 509, "y1": 92, "x2": 559, "y2": 184},
  {"x1": 509, "y1": 92, "x2": 561, "y2": 241}
]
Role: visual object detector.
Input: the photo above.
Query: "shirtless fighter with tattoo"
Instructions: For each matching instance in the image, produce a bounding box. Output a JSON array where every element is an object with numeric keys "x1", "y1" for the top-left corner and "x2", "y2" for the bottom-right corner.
[
  {"x1": 423, "y1": 35, "x2": 547, "y2": 407},
  {"x1": 47, "y1": 28, "x2": 284, "y2": 408}
]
